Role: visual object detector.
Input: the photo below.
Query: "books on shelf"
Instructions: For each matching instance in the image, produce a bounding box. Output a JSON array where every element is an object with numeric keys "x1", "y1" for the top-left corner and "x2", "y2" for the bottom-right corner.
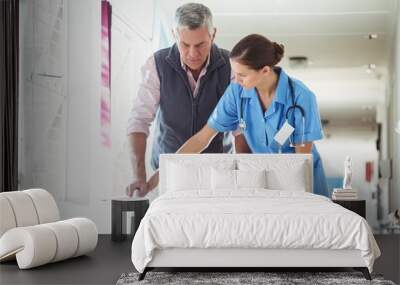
[{"x1": 331, "y1": 188, "x2": 358, "y2": 200}]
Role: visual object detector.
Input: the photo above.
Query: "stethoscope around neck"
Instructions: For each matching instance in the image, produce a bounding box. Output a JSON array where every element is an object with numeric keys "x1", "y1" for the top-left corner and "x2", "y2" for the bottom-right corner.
[{"x1": 238, "y1": 77, "x2": 306, "y2": 148}]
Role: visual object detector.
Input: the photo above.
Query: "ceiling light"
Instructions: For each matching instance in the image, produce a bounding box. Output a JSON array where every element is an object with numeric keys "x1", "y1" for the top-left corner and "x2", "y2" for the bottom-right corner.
[
  {"x1": 361, "y1": 105, "x2": 373, "y2": 111},
  {"x1": 288, "y1": 56, "x2": 308, "y2": 68},
  {"x1": 361, "y1": 116, "x2": 373, "y2": 123},
  {"x1": 321, "y1": 119, "x2": 329, "y2": 126},
  {"x1": 367, "y1": 33, "x2": 378, "y2": 40},
  {"x1": 366, "y1": 63, "x2": 377, "y2": 73}
]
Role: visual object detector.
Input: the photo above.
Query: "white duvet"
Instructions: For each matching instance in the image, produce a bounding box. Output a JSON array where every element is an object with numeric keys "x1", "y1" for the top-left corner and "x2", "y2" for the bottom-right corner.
[{"x1": 131, "y1": 190, "x2": 380, "y2": 273}]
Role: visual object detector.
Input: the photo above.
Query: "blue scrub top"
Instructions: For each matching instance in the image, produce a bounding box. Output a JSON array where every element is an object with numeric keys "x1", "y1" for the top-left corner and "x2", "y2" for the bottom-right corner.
[{"x1": 207, "y1": 67, "x2": 329, "y2": 197}]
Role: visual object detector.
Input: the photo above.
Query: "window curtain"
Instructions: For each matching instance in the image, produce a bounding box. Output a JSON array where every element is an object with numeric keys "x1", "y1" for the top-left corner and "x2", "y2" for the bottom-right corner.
[{"x1": 0, "y1": 0, "x2": 19, "y2": 192}]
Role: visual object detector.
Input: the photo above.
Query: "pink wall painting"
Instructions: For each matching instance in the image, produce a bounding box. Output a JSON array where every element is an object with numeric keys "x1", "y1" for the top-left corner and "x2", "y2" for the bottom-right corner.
[{"x1": 101, "y1": 0, "x2": 111, "y2": 148}]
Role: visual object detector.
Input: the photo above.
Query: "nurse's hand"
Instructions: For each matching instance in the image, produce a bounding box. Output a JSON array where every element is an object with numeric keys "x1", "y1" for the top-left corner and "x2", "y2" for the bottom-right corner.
[
  {"x1": 177, "y1": 125, "x2": 218, "y2": 153},
  {"x1": 234, "y1": 134, "x2": 251, "y2": 153},
  {"x1": 145, "y1": 171, "x2": 159, "y2": 195},
  {"x1": 295, "y1": 142, "x2": 313, "y2": 153}
]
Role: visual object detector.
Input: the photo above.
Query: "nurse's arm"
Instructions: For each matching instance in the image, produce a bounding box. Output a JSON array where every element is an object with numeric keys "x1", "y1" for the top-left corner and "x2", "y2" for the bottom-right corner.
[
  {"x1": 295, "y1": 142, "x2": 313, "y2": 153},
  {"x1": 145, "y1": 125, "x2": 219, "y2": 192},
  {"x1": 234, "y1": 134, "x2": 251, "y2": 153},
  {"x1": 177, "y1": 125, "x2": 219, "y2": 153}
]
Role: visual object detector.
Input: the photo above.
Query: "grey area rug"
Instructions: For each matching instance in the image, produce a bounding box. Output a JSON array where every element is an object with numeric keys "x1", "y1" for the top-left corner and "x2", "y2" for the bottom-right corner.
[{"x1": 116, "y1": 271, "x2": 396, "y2": 285}]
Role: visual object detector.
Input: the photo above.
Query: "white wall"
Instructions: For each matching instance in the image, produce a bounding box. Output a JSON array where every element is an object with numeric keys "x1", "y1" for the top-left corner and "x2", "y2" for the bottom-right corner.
[
  {"x1": 19, "y1": 0, "x2": 155, "y2": 233},
  {"x1": 288, "y1": 67, "x2": 385, "y2": 227},
  {"x1": 63, "y1": 0, "x2": 155, "y2": 233},
  {"x1": 315, "y1": 127, "x2": 379, "y2": 227},
  {"x1": 60, "y1": 0, "x2": 109, "y2": 230},
  {"x1": 19, "y1": 0, "x2": 68, "y2": 201},
  {"x1": 288, "y1": 67, "x2": 385, "y2": 127},
  {"x1": 377, "y1": 102, "x2": 391, "y2": 220},
  {"x1": 388, "y1": 1, "x2": 400, "y2": 211},
  {"x1": 108, "y1": 0, "x2": 155, "y2": 200}
]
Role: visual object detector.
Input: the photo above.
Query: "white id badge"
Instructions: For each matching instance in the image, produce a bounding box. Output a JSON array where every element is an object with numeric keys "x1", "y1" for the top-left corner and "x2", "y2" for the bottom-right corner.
[{"x1": 274, "y1": 121, "x2": 294, "y2": 146}]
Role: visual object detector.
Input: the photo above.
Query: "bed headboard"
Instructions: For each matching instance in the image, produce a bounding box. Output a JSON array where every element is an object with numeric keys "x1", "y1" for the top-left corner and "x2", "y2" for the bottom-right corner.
[{"x1": 159, "y1": 154, "x2": 313, "y2": 194}]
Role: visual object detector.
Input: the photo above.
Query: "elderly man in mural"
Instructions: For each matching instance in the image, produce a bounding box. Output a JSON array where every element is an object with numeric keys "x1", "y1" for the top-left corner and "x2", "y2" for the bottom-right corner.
[{"x1": 126, "y1": 3, "x2": 233, "y2": 197}]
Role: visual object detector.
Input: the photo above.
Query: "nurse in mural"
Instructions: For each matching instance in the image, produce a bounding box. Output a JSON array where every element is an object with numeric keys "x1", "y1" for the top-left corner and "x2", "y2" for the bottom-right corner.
[{"x1": 147, "y1": 34, "x2": 329, "y2": 197}]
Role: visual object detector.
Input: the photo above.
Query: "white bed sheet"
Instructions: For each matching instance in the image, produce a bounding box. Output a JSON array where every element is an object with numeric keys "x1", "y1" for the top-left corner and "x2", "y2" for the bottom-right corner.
[{"x1": 131, "y1": 190, "x2": 380, "y2": 273}]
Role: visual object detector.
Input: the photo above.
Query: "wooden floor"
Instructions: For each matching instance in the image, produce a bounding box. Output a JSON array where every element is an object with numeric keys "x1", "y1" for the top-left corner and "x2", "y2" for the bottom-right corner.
[
  {"x1": 0, "y1": 234, "x2": 398, "y2": 285},
  {"x1": 373, "y1": 233, "x2": 400, "y2": 284}
]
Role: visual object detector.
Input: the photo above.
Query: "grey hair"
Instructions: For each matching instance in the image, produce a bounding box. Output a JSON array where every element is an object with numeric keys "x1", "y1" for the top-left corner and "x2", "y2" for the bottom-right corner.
[{"x1": 173, "y1": 3, "x2": 214, "y2": 35}]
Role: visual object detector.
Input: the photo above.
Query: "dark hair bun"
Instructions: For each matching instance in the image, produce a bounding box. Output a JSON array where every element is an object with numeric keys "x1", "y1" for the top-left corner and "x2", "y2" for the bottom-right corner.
[
  {"x1": 273, "y1": 42, "x2": 285, "y2": 64},
  {"x1": 230, "y1": 34, "x2": 285, "y2": 70}
]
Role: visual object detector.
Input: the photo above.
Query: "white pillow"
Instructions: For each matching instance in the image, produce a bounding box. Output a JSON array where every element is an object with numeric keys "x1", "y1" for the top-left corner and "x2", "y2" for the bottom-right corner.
[
  {"x1": 167, "y1": 162, "x2": 211, "y2": 191},
  {"x1": 237, "y1": 158, "x2": 309, "y2": 192},
  {"x1": 266, "y1": 165, "x2": 307, "y2": 191},
  {"x1": 211, "y1": 168, "x2": 236, "y2": 190},
  {"x1": 236, "y1": 169, "x2": 267, "y2": 189},
  {"x1": 211, "y1": 168, "x2": 268, "y2": 191}
]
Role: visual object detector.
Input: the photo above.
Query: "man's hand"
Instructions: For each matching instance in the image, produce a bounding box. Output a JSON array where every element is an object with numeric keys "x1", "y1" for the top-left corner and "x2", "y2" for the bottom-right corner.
[
  {"x1": 126, "y1": 180, "x2": 148, "y2": 197},
  {"x1": 127, "y1": 133, "x2": 148, "y2": 197}
]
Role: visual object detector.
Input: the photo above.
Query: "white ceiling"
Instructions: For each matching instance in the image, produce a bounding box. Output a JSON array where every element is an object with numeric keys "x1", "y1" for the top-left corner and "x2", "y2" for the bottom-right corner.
[
  {"x1": 199, "y1": 0, "x2": 398, "y2": 68},
  {"x1": 160, "y1": 0, "x2": 399, "y2": 126}
]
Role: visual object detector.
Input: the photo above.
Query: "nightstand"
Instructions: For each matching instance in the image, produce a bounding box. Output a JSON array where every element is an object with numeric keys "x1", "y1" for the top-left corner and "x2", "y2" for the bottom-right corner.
[
  {"x1": 111, "y1": 197, "x2": 149, "y2": 242},
  {"x1": 332, "y1": 199, "x2": 366, "y2": 218}
]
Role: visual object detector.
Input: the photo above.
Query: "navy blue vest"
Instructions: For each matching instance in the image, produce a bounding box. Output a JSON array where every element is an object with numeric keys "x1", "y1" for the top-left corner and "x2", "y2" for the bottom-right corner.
[{"x1": 151, "y1": 44, "x2": 232, "y2": 169}]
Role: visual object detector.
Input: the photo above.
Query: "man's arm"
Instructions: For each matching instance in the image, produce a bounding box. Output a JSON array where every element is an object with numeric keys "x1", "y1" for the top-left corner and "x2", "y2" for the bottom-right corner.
[
  {"x1": 126, "y1": 133, "x2": 148, "y2": 196},
  {"x1": 126, "y1": 55, "x2": 160, "y2": 197}
]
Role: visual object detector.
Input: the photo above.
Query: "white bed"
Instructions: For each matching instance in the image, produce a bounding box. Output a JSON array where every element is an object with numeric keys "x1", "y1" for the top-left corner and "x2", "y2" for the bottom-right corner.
[{"x1": 131, "y1": 154, "x2": 380, "y2": 280}]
